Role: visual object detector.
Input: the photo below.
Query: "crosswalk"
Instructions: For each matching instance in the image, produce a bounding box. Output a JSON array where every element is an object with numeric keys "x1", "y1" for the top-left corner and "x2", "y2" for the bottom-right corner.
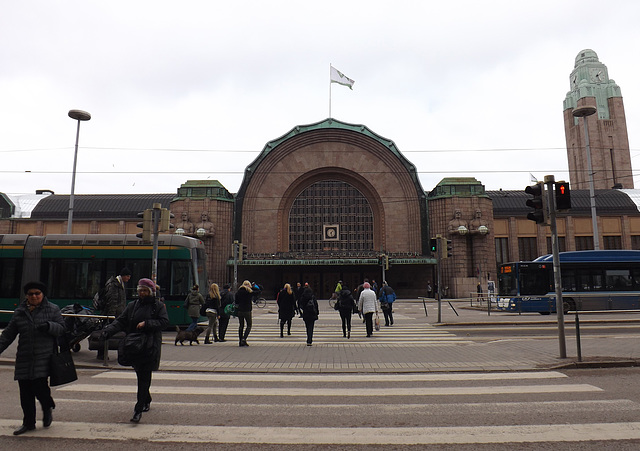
[
  {"x1": 2, "y1": 369, "x2": 639, "y2": 446},
  {"x1": 184, "y1": 308, "x2": 474, "y2": 346}
]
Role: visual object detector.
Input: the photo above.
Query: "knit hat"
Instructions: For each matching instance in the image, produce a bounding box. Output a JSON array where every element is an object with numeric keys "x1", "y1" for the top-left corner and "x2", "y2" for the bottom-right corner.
[
  {"x1": 137, "y1": 278, "x2": 156, "y2": 294},
  {"x1": 120, "y1": 267, "x2": 132, "y2": 276},
  {"x1": 363, "y1": 282, "x2": 371, "y2": 289},
  {"x1": 23, "y1": 281, "x2": 47, "y2": 296}
]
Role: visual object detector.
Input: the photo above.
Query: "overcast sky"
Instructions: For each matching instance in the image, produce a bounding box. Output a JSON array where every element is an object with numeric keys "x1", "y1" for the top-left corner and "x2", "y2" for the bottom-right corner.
[{"x1": 2, "y1": 1, "x2": 639, "y2": 197}]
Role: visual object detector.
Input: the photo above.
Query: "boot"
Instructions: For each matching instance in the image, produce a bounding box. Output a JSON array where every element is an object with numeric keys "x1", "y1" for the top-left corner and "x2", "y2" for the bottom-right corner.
[
  {"x1": 280, "y1": 323, "x2": 284, "y2": 338},
  {"x1": 214, "y1": 334, "x2": 219, "y2": 342},
  {"x1": 204, "y1": 333, "x2": 211, "y2": 344}
]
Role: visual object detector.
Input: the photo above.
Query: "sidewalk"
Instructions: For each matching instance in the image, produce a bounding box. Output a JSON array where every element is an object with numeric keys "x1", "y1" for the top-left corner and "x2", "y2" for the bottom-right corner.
[{"x1": 2, "y1": 299, "x2": 639, "y2": 373}]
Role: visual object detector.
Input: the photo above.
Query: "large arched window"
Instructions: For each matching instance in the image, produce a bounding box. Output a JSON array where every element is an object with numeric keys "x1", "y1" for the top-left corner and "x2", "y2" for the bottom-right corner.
[{"x1": 289, "y1": 180, "x2": 373, "y2": 253}]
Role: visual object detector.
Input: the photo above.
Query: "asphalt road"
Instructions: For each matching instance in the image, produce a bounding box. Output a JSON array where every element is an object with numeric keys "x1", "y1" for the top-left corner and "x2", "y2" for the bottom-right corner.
[{"x1": 2, "y1": 365, "x2": 640, "y2": 449}]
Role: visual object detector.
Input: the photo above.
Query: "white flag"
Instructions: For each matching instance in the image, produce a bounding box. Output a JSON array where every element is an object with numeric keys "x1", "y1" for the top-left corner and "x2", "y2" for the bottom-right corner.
[
  {"x1": 530, "y1": 173, "x2": 538, "y2": 183},
  {"x1": 330, "y1": 66, "x2": 355, "y2": 90}
]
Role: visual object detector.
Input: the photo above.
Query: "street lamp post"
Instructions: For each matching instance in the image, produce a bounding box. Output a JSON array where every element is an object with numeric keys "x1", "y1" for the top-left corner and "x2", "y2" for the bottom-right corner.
[
  {"x1": 572, "y1": 105, "x2": 598, "y2": 250},
  {"x1": 67, "y1": 109, "x2": 91, "y2": 234}
]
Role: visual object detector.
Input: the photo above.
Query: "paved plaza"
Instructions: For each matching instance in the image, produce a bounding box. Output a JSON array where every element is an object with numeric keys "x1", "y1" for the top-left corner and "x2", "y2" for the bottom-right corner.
[{"x1": 2, "y1": 299, "x2": 639, "y2": 373}]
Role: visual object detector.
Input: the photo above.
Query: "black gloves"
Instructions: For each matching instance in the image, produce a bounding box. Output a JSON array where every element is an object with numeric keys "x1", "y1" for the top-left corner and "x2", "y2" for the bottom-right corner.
[{"x1": 36, "y1": 322, "x2": 49, "y2": 332}]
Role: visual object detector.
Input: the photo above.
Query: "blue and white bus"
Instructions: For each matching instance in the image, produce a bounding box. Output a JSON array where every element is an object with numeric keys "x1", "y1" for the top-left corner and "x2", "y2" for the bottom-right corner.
[{"x1": 497, "y1": 250, "x2": 640, "y2": 314}]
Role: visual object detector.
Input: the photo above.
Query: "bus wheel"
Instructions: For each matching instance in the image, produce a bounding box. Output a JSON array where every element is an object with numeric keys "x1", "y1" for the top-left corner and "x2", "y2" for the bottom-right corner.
[{"x1": 563, "y1": 299, "x2": 576, "y2": 314}]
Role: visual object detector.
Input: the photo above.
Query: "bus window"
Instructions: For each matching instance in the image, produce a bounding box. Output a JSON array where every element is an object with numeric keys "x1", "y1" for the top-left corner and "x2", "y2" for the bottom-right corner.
[
  {"x1": 519, "y1": 267, "x2": 549, "y2": 295},
  {"x1": 606, "y1": 269, "x2": 632, "y2": 291}
]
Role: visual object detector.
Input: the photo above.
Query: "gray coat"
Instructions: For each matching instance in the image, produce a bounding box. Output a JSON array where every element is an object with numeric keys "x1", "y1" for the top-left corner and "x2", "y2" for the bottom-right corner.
[
  {"x1": 104, "y1": 275, "x2": 127, "y2": 316},
  {"x1": 0, "y1": 297, "x2": 65, "y2": 380}
]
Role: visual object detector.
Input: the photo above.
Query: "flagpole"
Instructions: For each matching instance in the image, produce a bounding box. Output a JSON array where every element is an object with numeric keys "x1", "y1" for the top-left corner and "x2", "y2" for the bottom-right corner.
[{"x1": 329, "y1": 64, "x2": 332, "y2": 118}]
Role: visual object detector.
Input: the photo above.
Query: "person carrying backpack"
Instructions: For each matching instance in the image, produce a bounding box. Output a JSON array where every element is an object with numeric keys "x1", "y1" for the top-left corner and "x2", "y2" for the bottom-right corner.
[
  {"x1": 336, "y1": 284, "x2": 356, "y2": 338},
  {"x1": 298, "y1": 283, "x2": 319, "y2": 346},
  {"x1": 379, "y1": 281, "x2": 396, "y2": 327}
]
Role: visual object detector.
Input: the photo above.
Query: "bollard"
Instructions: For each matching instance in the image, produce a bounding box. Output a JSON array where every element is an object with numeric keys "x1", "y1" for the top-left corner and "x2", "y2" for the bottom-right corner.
[{"x1": 575, "y1": 311, "x2": 582, "y2": 362}]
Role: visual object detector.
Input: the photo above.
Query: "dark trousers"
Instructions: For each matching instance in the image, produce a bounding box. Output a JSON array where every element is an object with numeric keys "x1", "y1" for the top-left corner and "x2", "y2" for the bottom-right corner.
[
  {"x1": 218, "y1": 316, "x2": 230, "y2": 340},
  {"x1": 304, "y1": 318, "x2": 316, "y2": 344},
  {"x1": 134, "y1": 365, "x2": 153, "y2": 413},
  {"x1": 364, "y1": 312, "x2": 374, "y2": 336},
  {"x1": 383, "y1": 305, "x2": 394, "y2": 325},
  {"x1": 280, "y1": 318, "x2": 292, "y2": 336},
  {"x1": 339, "y1": 310, "x2": 352, "y2": 336},
  {"x1": 18, "y1": 378, "x2": 54, "y2": 427},
  {"x1": 237, "y1": 311, "x2": 252, "y2": 342}
]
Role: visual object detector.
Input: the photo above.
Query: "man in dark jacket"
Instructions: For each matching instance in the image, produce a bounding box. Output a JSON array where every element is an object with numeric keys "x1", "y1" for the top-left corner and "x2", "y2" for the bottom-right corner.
[
  {"x1": 0, "y1": 281, "x2": 65, "y2": 435},
  {"x1": 104, "y1": 267, "x2": 132, "y2": 317},
  {"x1": 299, "y1": 284, "x2": 319, "y2": 346},
  {"x1": 97, "y1": 267, "x2": 131, "y2": 360},
  {"x1": 218, "y1": 284, "x2": 234, "y2": 342}
]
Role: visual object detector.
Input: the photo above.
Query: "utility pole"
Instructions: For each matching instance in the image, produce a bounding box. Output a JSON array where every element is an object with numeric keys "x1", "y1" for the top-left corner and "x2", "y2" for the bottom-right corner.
[
  {"x1": 544, "y1": 175, "x2": 567, "y2": 358},
  {"x1": 233, "y1": 240, "x2": 239, "y2": 291}
]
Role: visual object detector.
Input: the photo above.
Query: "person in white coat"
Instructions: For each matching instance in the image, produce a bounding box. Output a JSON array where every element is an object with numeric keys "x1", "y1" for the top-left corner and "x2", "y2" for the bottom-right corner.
[{"x1": 357, "y1": 282, "x2": 379, "y2": 337}]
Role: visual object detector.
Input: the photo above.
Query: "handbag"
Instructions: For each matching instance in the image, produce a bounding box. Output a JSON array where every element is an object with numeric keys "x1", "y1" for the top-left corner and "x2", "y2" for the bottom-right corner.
[
  {"x1": 374, "y1": 313, "x2": 381, "y2": 331},
  {"x1": 117, "y1": 332, "x2": 150, "y2": 367},
  {"x1": 50, "y1": 346, "x2": 78, "y2": 386},
  {"x1": 200, "y1": 304, "x2": 207, "y2": 316},
  {"x1": 224, "y1": 302, "x2": 238, "y2": 317}
]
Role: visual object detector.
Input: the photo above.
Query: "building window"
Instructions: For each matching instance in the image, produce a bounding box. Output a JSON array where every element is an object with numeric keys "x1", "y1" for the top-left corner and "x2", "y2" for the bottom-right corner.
[
  {"x1": 495, "y1": 237, "x2": 509, "y2": 266},
  {"x1": 289, "y1": 180, "x2": 373, "y2": 253},
  {"x1": 518, "y1": 237, "x2": 537, "y2": 261},
  {"x1": 575, "y1": 236, "x2": 594, "y2": 251},
  {"x1": 545, "y1": 236, "x2": 566, "y2": 254},
  {"x1": 631, "y1": 236, "x2": 640, "y2": 250},
  {"x1": 603, "y1": 236, "x2": 622, "y2": 250}
]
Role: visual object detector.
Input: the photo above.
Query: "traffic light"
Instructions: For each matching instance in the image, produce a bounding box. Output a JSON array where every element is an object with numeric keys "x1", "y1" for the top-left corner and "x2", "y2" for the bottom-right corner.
[
  {"x1": 525, "y1": 182, "x2": 546, "y2": 224},
  {"x1": 440, "y1": 237, "x2": 452, "y2": 259},
  {"x1": 159, "y1": 208, "x2": 175, "y2": 232},
  {"x1": 136, "y1": 209, "x2": 152, "y2": 242},
  {"x1": 239, "y1": 243, "x2": 248, "y2": 261},
  {"x1": 430, "y1": 238, "x2": 438, "y2": 254},
  {"x1": 555, "y1": 181, "x2": 571, "y2": 210}
]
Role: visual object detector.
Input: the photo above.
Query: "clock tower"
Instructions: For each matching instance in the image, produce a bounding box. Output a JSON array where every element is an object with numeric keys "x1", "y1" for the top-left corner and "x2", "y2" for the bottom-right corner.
[{"x1": 563, "y1": 49, "x2": 633, "y2": 189}]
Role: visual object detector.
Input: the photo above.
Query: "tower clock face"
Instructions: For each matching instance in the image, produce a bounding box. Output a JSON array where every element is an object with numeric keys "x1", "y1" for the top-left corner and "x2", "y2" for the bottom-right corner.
[{"x1": 589, "y1": 68, "x2": 604, "y2": 83}]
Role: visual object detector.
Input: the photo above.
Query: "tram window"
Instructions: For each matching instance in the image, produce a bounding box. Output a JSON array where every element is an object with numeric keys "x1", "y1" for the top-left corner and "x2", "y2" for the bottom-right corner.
[{"x1": 0, "y1": 258, "x2": 22, "y2": 299}]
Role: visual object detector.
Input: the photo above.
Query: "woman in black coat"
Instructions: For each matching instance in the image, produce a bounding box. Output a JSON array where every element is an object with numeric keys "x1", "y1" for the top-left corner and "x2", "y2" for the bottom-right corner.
[
  {"x1": 277, "y1": 283, "x2": 296, "y2": 337},
  {"x1": 235, "y1": 280, "x2": 254, "y2": 347},
  {"x1": 298, "y1": 284, "x2": 319, "y2": 346},
  {"x1": 337, "y1": 284, "x2": 357, "y2": 339},
  {"x1": 0, "y1": 281, "x2": 65, "y2": 435},
  {"x1": 101, "y1": 278, "x2": 169, "y2": 423}
]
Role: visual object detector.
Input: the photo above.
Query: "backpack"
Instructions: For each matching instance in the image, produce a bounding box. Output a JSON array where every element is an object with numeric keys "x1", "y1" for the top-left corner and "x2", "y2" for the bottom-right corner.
[{"x1": 93, "y1": 287, "x2": 107, "y2": 312}]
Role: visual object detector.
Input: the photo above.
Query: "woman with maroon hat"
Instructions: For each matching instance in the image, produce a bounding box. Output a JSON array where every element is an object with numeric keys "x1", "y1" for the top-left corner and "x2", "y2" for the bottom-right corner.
[{"x1": 101, "y1": 278, "x2": 168, "y2": 423}]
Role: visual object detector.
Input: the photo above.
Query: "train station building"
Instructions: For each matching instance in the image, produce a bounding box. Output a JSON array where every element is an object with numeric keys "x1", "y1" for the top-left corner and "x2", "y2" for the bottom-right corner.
[{"x1": 1, "y1": 49, "x2": 638, "y2": 299}]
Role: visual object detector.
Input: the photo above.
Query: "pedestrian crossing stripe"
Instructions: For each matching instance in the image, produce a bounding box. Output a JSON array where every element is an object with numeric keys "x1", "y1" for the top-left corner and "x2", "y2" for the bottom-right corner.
[
  {"x1": 91, "y1": 370, "x2": 568, "y2": 382},
  {"x1": 1, "y1": 419, "x2": 638, "y2": 444},
  {"x1": 59, "y1": 383, "x2": 601, "y2": 396}
]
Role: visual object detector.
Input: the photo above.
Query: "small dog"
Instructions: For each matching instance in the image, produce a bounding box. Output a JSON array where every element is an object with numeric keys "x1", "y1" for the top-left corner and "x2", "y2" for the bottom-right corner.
[{"x1": 174, "y1": 326, "x2": 205, "y2": 346}]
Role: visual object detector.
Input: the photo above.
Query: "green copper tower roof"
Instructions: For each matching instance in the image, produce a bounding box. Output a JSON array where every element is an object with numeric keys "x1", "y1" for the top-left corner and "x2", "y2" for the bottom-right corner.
[{"x1": 563, "y1": 49, "x2": 622, "y2": 120}]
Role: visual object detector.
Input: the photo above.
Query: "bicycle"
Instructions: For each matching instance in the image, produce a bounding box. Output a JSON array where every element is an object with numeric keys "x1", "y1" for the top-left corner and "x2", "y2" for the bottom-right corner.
[
  {"x1": 252, "y1": 294, "x2": 266, "y2": 308},
  {"x1": 328, "y1": 292, "x2": 337, "y2": 309}
]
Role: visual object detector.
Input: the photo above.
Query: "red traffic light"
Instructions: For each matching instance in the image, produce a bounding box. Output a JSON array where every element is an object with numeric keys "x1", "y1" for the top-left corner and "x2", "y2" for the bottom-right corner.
[{"x1": 555, "y1": 181, "x2": 571, "y2": 210}]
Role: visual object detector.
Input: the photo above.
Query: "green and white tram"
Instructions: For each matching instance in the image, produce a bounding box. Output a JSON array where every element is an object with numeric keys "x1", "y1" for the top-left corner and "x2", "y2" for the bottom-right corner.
[{"x1": 0, "y1": 234, "x2": 207, "y2": 326}]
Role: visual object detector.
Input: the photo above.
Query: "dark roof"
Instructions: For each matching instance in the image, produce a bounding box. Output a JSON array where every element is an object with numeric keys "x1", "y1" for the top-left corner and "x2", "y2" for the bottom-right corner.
[
  {"x1": 30, "y1": 194, "x2": 175, "y2": 220},
  {"x1": 488, "y1": 189, "x2": 640, "y2": 218}
]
